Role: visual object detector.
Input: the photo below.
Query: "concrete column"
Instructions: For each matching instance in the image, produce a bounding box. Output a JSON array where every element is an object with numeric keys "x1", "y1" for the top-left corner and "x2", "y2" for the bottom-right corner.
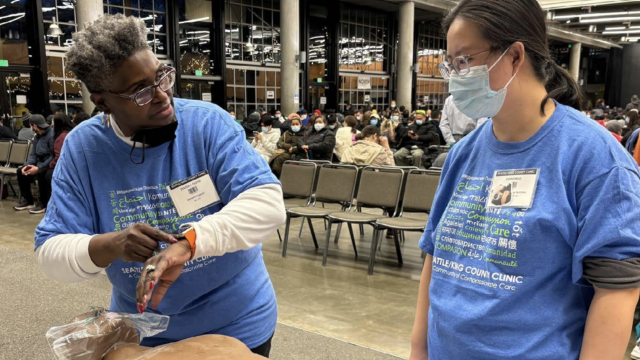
[
  {"x1": 397, "y1": 2, "x2": 414, "y2": 111},
  {"x1": 569, "y1": 42, "x2": 582, "y2": 82},
  {"x1": 280, "y1": 0, "x2": 300, "y2": 115},
  {"x1": 76, "y1": 0, "x2": 103, "y2": 114}
]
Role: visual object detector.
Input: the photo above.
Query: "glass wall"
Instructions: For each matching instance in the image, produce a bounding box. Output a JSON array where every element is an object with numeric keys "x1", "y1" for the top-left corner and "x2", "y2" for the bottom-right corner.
[
  {"x1": 338, "y1": 4, "x2": 390, "y2": 112},
  {"x1": 42, "y1": 0, "x2": 76, "y2": 48},
  {"x1": 416, "y1": 22, "x2": 448, "y2": 110},
  {"x1": 46, "y1": 53, "x2": 83, "y2": 116},
  {"x1": 103, "y1": 0, "x2": 168, "y2": 57},
  {"x1": 226, "y1": 67, "x2": 280, "y2": 119},
  {"x1": 178, "y1": 0, "x2": 213, "y2": 76},
  {"x1": 0, "y1": 0, "x2": 32, "y2": 65},
  {"x1": 225, "y1": 0, "x2": 281, "y2": 64}
]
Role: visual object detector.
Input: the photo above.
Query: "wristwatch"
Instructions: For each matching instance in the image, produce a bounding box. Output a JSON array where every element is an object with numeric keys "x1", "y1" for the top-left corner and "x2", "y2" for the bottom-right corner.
[{"x1": 177, "y1": 224, "x2": 197, "y2": 259}]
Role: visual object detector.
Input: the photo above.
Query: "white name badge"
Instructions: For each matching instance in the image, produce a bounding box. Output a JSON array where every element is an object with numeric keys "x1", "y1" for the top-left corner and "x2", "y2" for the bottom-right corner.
[
  {"x1": 486, "y1": 169, "x2": 540, "y2": 209},
  {"x1": 167, "y1": 170, "x2": 221, "y2": 217}
]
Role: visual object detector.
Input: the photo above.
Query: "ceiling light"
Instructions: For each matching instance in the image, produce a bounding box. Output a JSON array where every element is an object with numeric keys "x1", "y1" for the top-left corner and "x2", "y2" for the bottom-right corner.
[
  {"x1": 541, "y1": 1, "x2": 640, "y2": 10},
  {"x1": 580, "y1": 16, "x2": 640, "y2": 23},
  {"x1": 554, "y1": 10, "x2": 640, "y2": 20},
  {"x1": 47, "y1": 17, "x2": 63, "y2": 37},
  {"x1": 179, "y1": 17, "x2": 209, "y2": 24},
  {"x1": 605, "y1": 26, "x2": 627, "y2": 30},
  {"x1": 603, "y1": 29, "x2": 640, "y2": 34}
]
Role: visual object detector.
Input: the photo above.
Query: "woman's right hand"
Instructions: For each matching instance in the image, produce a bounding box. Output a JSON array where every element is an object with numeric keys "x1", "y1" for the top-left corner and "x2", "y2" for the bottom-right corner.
[
  {"x1": 111, "y1": 223, "x2": 177, "y2": 263},
  {"x1": 409, "y1": 349, "x2": 429, "y2": 360}
]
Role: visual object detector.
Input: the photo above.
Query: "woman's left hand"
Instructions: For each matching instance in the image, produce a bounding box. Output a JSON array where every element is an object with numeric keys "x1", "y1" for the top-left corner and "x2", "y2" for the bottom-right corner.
[{"x1": 136, "y1": 240, "x2": 192, "y2": 313}]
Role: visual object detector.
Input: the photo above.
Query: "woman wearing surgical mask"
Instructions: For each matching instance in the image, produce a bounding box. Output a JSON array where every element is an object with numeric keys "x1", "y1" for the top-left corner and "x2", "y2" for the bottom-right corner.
[
  {"x1": 411, "y1": 1, "x2": 640, "y2": 359},
  {"x1": 295, "y1": 115, "x2": 336, "y2": 161},
  {"x1": 271, "y1": 115, "x2": 305, "y2": 177},
  {"x1": 251, "y1": 114, "x2": 281, "y2": 163}
]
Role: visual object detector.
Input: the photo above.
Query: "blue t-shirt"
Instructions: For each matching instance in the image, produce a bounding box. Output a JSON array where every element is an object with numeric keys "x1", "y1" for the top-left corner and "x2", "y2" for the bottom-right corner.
[
  {"x1": 35, "y1": 98, "x2": 279, "y2": 349},
  {"x1": 420, "y1": 103, "x2": 640, "y2": 359}
]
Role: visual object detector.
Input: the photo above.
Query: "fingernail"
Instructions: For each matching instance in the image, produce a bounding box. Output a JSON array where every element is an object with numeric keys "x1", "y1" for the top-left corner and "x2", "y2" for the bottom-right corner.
[
  {"x1": 137, "y1": 304, "x2": 144, "y2": 314},
  {"x1": 149, "y1": 281, "x2": 154, "y2": 290},
  {"x1": 143, "y1": 295, "x2": 147, "y2": 305},
  {"x1": 169, "y1": 237, "x2": 178, "y2": 243}
]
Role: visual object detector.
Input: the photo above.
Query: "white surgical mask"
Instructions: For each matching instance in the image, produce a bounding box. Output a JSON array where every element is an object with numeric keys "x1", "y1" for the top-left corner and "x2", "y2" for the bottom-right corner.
[
  {"x1": 291, "y1": 125, "x2": 301, "y2": 133},
  {"x1": 391, "y1": 116, "x2": 399, "y2": 121},
  {"x1": 329, "y1": 125, "x2": 336, "y2": 130},
  {"x1": 449, "y1": 47, "x2": 518, "y2": 119},
  {"x1": 391, "y1": 104, "x2": 396, "y2": 109},
  {"x1": 314, "y1": 123, "x2": 325, "y2": 132},
  {"x1": 370, "y1": 120, "x2": 378, "y2": 126},
  {"x1": 356, "y1": 116, "x2": 362, "y2": 121},
  {"x1": 416, "y1": 120, "x2": 424, "y2": 126},
  {"x1": 261, "y1": 127, "x2": 269, "y2": 133}
]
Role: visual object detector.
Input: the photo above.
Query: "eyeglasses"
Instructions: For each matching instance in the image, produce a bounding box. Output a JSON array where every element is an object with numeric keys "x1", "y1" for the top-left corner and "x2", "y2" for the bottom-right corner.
[
  {"x1": 109, "y1": 66, "x2": 176, "y2": 107},
  {"x1": 438, "y1": 50, "x2": 491, "y2": 80}
]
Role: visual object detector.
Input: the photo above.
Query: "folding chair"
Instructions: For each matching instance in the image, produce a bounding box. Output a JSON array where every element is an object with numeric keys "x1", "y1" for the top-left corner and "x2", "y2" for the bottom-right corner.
[
  {"x1": 367, "y1": 169, "x2": 441, "y2": 275},
  {"x1": 277, "y1": 160, "x2": 318, "y2": 242},
  {"x1": 282, "y1": 164, "x2": 359, "y2": 258},
  {"x1": 0, "y1": 140, "x2": 12, "y2": 166},
  {"x1": 322, "y1": 166, "x2": 405, "y2": 266},
  {"x1": 0, "y1": 140, "x2": 30, "y2": 200}
]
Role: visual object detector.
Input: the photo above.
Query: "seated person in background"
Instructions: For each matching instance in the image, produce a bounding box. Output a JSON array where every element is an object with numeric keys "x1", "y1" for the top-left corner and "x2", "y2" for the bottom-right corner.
[
  {"x1": 251, "y1": 114, "x2": 280, "y2": 163},
  {"x1": 242, "y1": 111, "x2": 261, "y2": 135},
  {"x1": 46, "y1": 115, "x2": 54, "y2": 126},
  {"x1": 17, "y1": 115, "x2": 35, "y2": 141},
  {"x1": 334, "y1": 115, "x2": 360, "y2": 160},
  {"x1": 272, "y1": 108, "x2": 289, "y2": 133},
  {"x1": 295, "y1": 115, "x2": 335, "y2": 161},
  {"x1": 357, "y1": 111, "x2": 372, "y2": 131},
  {"x1": 74, "y1": 112, "x2": 91, "y2": 126},
  {"x1": 271, "y1": 115, "x2": 305, "y2": 177},
  {"x1": 29, "y1": 114, "x2": 77, "y2": 215},
  {"x1": 429, "y1": 109, "x2": 444, "y2": 145},
  {"x1": 335, "y1": 113, "x2": 345, "y2": 126},
  {"x1": 13, "y1": 114, "x2": 54, "y2": 212},
  {"x1": 327, "y1": 114, "x2": 341, "y2": 132},
  {"x1": 380, "y1": 117, "x2": 398, "y2": 149},
  {"x1": 432, "y1": 123, "x2": 476, "y2": 168},
  {"x1": 0, "y1": 115, "x2": 17, "y2": 140},
  {"x1": 341, "y1": 125, "x2": 395, "y2": 167},
  {"x1": 607, "y1": 121, "x2": 623, "y2": 142},
  {"x1": 394, "y1": 110, "x2": 437, "y2": 169}
]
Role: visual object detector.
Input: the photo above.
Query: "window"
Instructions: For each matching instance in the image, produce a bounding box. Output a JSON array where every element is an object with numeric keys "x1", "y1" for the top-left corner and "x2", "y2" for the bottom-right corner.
[
  {"x1": 178, "y1": 0, "x2": 213, "y2": 75},
  {"x1": 42, "y1": 0, "x2": 77, "y2": 48},
  {"x1": 416, "y1": 23, "x2": 448, "y2": 110},
  {"x1": 46, "y1": 53, "x2": 84, "y2": 115},
  {"x1": 339, "y1": 75, "x2": 389, "y2": 111},
  {"x1": 103, "y1": 0, "x2": 168, "y2": 57},
  {"x1": 226, "y1": 67, "x2": 281, "y2": 119},
  {"x1": 225, "y1": 0, "x2": 281, "y2": 64},
  {"x1": 339, "y1": 5, "x2": 388, "y2": 72}
]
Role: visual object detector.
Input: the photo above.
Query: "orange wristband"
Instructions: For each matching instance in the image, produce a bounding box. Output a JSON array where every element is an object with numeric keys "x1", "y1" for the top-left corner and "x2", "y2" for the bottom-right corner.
[{"x1": 183, "y1": 228, "x2": 197, "y2": 259}]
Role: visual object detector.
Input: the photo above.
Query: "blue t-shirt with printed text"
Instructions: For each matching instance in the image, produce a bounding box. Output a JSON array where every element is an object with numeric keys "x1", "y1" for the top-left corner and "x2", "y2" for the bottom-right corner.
[
  {"x1": 420, "y1": 103, "x2": 640, "y2": 359},
  {"x1": 35, "y1": 98, "x2": 279, "y2": 349}
]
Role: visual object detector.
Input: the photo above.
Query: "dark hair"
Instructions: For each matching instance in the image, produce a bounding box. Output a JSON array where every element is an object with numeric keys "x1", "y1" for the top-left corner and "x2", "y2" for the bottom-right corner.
[
  {"x1": 327, "y1": 114, "x2": 337, "y2": 125},
  {"x1": 402, "y1": 109, "x2": 410, "y2": 119},
  {"x1": 356, "y1": 125, "x2": 380, "y2": 141},
  {"x1": 596, "y1": 99, "x2": 605, "y2": 107},
  {"x1": 443, "y1": 0, "x2": 585, "y2": 113},
  {"x1": 260, "y1": 115, "x2": 274, "y2": 127},
  {"x1": 344, "y1": 116, "x2": 358, "y2": 133},
  {"x1": 53, "y1": 114, "x2": 75, "y2": 140},
  {"x1": 46, "y1": 115, "x2": 54, "y2": 125},
  {"x1": 628, "y1": 111, "x2": 639, "y2": 128},
  {"x1": 399, "y1": 105, "x2": 406, "y2": 112},
  {"x1": 74, "y1": 112, "x2": 91, "y2": 125},
  {"x1": 595, "y1": 115, "x2": 604, "y2": 121},
  {"x1": 431, "y1": 109, "x2": 441, "y2": 120}
]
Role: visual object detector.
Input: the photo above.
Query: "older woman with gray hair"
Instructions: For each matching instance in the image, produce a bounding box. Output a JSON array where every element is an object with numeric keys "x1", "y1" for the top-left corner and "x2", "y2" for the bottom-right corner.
[{"x1": 33, "y1": 14, "x2": 285, "y2": 357}]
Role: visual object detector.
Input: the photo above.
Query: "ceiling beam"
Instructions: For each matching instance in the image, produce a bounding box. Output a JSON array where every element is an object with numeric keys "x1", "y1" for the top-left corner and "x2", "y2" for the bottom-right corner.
[{"x1": 548, "y1": 25, "x2": 623, "y2": 48}]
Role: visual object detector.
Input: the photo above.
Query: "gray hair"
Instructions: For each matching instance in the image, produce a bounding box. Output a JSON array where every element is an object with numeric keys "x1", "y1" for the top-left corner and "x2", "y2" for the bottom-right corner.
[
  {"x1": 606, "y1": 120, "x2": 622, "y2": 134},
  {"x1": 66, "y1": 14, "x2": 151, "y2": 93}
]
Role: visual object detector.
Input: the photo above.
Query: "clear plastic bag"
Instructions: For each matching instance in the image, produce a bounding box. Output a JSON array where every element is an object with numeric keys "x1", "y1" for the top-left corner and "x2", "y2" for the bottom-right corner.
[{"x1": 45, "y1": 307, "x2": 170, "y2": 360}]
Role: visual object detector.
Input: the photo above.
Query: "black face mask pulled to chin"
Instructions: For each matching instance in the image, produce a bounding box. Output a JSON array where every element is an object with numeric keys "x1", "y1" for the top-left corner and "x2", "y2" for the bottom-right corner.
[{"x1": 129, "y1": 120, "x2": 178, "y2": 164}]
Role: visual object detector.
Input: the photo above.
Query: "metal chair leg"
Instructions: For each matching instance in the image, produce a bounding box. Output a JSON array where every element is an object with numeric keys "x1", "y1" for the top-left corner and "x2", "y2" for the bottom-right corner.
[
  {"x1": 322, "y1": 219, "x2": 334, "y2": 266},
  {"x1": 393, "y1": 229, "x2": 403, "y2": 265},
  {"x1": 348, "y1": 223, "x2": 357, "y2": 259},
  {"x1": 357, "y1": 207, "x2": 365, "y2": 236},
  {"x1": 298, "y1": 218, "x2": 305, "y2": 238},
  {"x1": 277, "y1": 229, "x2": 282, "y2": 242},
  {"x1": 282, "y1": 213, "x2": 292, "y2": 257},
  {"x1": 334, "y1": 223, "x2": 343, "y2": 244},
  {"x1": 307, "y1": 217, "x2": 319, "y2": 249},
  {"x1": 368, "y1": 226, "x2": 379, "y2": 275}
]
